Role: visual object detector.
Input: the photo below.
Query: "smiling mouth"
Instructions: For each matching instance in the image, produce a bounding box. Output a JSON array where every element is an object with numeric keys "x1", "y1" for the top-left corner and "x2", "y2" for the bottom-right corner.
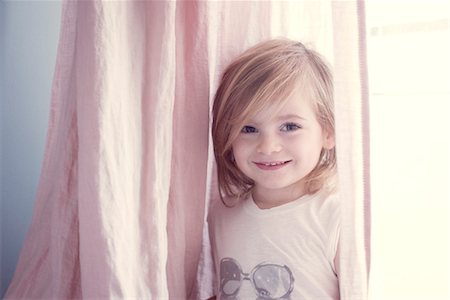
[{"x1": 254, "y1": 160, "x2": 292, "y2": 170}]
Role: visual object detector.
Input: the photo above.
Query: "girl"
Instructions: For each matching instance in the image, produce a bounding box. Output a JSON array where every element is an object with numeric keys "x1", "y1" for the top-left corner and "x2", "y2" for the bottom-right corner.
[{"x1": 208, "y1": 39, "x2": 340, "y2": 299}]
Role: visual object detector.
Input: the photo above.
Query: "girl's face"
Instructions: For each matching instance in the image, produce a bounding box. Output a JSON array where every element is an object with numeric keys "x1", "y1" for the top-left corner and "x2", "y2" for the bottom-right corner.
[{"x1": 231, "y1": 87, "x2": 334, "y2": 207}]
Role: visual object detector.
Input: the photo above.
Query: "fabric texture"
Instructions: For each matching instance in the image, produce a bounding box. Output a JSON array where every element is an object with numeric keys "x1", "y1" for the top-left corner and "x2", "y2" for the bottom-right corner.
[
  {"x1": 5, "y1": 1, "x2": 370, "y2": 299},
  {"x1": 208, "y1": 192, "x2": 340, "y2": 300}
]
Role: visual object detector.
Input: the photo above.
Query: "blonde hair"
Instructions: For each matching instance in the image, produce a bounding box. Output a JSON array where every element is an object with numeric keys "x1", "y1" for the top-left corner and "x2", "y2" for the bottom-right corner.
[{"x1": 212, "y1": 38, "x2": 336, "y2": 202}]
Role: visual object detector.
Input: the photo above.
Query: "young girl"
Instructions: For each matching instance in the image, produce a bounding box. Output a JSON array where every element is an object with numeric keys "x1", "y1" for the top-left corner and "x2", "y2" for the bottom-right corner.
[{"x1": 208, "y1": 39, "x2": 339, "y2": 299}]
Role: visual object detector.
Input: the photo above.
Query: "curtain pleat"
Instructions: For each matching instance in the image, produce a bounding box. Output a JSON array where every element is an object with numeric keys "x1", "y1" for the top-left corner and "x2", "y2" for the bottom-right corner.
[
  {"x1": 332, "y1": 1, "x2": 370, "y2": 298},
  {"x1": 166, "y1": 1, "x2": 210, "y2": 298},
  {"x1": 5, "y1": 1, "x2": 370, "y2": 299}
]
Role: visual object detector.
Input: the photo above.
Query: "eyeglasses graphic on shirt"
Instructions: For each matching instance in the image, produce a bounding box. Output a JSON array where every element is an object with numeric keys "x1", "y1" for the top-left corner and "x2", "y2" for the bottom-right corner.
[{"x1": 220, "y1": 257, "x2": 295, "y2": 300}]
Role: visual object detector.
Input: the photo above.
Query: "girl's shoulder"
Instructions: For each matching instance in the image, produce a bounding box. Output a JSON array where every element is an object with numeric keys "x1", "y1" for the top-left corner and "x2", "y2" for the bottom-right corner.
[
  {"x1": 314, "y1": 189, "x2": 340, "y2": 208},
  {"x1": 207, "y1": 196, "x2": 244, "y2": 219},
  {"x1": 309, "y1": 190, "x2": 341, "y2": 226}
]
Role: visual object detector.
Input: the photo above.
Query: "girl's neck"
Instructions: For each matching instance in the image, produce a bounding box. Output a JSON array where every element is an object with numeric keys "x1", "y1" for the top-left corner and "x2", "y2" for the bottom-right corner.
[{"x1": 252, "y1": 184, "x2": 307, "y2": 209}]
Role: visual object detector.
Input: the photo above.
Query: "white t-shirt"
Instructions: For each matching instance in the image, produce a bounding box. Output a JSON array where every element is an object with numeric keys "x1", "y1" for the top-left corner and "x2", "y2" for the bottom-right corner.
[{"x1": 208, "y1": 191, "x2": 340, "y2": 299}]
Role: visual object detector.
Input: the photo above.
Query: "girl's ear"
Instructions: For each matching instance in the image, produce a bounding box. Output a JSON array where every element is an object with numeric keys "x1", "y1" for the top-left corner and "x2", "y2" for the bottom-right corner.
[
  {"x1": 229, "y1": 151, "x2": 235, "y2": 162},
  {"x1": 323, "y1": 129, "x2": 335, "y2": 150}
]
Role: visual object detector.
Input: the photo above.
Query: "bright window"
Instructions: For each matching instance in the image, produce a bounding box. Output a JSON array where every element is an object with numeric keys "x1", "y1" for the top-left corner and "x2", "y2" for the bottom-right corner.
[{"x1": 366, "y1": 2, "x2": 449, "y2": 299}]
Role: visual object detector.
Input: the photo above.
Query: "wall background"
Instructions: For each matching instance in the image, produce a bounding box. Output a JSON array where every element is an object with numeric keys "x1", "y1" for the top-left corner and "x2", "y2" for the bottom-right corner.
[{"x1": 1, "y1": 1, "x2": 61, "y2": 296}]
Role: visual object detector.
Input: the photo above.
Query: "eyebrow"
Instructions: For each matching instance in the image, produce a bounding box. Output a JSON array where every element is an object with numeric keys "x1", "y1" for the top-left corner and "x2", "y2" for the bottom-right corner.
[
  {"x1": 276, "y1": 114, "x2": 306, "y2": 121},
  {"x1": 246, "y1": 114, "x2": 306, "y2": 126}
]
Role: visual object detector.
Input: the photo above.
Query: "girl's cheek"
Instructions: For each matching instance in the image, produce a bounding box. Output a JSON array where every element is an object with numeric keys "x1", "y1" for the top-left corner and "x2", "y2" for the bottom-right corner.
[
  {"x1": 234, "y1": 136, "x2": 255, "y2": 147},
  {"x1": 283, "y1": 134, "x2": 302, "y2": 145}
]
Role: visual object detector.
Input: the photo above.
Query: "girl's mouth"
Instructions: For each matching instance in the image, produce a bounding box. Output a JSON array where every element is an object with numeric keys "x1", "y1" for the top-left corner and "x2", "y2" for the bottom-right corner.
[{"x1": 253, "y1": 160, "x2": 292, "y2": 171}]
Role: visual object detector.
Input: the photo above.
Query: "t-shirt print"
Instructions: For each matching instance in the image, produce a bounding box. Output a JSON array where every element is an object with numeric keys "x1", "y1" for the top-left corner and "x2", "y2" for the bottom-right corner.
[{"x1": 219, "y1": 257, "x2": 295, "y2": 300}]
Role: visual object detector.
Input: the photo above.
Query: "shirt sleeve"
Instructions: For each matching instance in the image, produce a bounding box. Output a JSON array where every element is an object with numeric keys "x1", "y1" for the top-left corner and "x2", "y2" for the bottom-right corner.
[{"x1": 326, "y1": 195, "x2": 341, "y2": 275}]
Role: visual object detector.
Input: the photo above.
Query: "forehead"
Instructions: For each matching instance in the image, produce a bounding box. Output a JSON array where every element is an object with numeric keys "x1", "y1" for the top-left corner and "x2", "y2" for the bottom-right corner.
[{"x1": 247, "y1": 85, "x2": 316, "y2": 123}]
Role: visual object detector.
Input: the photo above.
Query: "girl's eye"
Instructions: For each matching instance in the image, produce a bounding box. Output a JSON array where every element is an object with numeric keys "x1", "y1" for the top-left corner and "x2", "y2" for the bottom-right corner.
[
  {"x1": 241, "y1": 125, "x2": 258, "y2": 133},
  {"x1": 281, "y1": 122, "x2": 301, "y2": 132}
]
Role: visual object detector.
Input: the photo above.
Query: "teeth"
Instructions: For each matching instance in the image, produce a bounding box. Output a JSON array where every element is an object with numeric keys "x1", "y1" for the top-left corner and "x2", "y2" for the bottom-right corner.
[{"x1": 265, "y1": 162, "x2": 284, "y2": 166}]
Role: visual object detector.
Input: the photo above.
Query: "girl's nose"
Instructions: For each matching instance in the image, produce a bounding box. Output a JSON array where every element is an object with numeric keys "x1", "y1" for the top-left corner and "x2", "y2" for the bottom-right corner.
[{"x1": 256, "y1": 134, "x2": 282, "y2": 155}]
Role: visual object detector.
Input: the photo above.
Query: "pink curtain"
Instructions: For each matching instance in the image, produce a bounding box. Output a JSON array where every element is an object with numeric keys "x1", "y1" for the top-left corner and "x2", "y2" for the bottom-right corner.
[
  {"x1": 332, "y1": 2, "x2": 371, "y2": 298},
  {"x1": 5, "y1": 1, "x2": 370, "y2": 299}
]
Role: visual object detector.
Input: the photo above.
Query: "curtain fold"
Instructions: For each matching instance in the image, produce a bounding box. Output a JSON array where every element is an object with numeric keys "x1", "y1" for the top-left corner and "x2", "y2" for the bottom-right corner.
[
  {"x1": 331, "y1": 1, "x2": 371, "y2": 298},
  {"x1": 166, "y1": 1, "x2": 210, "y2": 297},
  {"x1": 5, "y1": 1, "x2": 370, "y2": 299}
]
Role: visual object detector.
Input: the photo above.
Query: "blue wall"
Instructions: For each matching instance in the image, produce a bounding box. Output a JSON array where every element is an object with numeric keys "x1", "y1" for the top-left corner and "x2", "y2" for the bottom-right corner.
[{"x1": 1, "y1": 1, "x2": 61, "y2": 296}]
